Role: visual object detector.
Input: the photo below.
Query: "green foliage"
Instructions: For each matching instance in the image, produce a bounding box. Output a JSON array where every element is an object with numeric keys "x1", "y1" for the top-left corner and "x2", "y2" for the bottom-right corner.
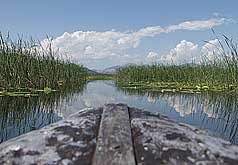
[
  {"x1": 87, "y1": 74, "x2": 115, "y2": 80},
  {"x1": 117, "y1": 35, "x2": 238, "y2": 92},
  {"x1": 0, "y1": 32, "x2": 87, "y2": 90}
]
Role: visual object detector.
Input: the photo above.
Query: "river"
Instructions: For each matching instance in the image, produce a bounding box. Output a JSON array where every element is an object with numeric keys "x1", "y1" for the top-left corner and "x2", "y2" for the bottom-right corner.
[{"x1": 0, "y1": 80, "x2": 238, "y2": 144}]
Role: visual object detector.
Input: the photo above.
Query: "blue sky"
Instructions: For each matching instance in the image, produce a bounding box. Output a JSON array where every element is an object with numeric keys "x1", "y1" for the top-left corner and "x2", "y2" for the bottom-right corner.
[{"x1": 1, "y1": 0, "x2": 238, "y2": 69}]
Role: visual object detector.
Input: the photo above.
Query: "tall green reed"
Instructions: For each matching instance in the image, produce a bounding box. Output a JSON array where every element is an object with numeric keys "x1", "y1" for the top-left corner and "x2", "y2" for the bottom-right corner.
[
  {"x1": 0, "y1": 33, "x2": 87, "y2": 89},
  {"x1": 117, "y1": 35, "x2": 238, "y2": 88}
]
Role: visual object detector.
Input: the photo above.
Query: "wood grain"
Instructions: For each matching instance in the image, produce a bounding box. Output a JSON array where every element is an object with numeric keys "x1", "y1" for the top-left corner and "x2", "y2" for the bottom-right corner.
[{"x1": 93, "y1": 104, "x2": 136, "y2": 165}]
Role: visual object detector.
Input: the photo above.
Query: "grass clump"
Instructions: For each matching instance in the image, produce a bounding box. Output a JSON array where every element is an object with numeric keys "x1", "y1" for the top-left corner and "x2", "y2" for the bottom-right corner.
[
  {"x1": 117, "y1": 35, "x2": 238, "y2": 93},
  {"x1": 87, "y1": 74, "x2": 115, "y2": 80},
  {"x1": 0, "y1": 32, "x2": 87, "y2": 93}
]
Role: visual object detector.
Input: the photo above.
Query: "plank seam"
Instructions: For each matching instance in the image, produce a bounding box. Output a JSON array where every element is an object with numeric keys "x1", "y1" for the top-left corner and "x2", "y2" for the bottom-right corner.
[
  {"x1": 128, "y1": 107, "x2": 138, "y2": 165},
  {"x1": 91, "y1": 107, "x2": 103, "y2": 165}
]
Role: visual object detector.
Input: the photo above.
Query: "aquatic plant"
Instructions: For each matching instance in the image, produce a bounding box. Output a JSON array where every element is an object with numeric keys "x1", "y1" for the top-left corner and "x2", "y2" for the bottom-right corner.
[
  {"x1": 117, "y1": 35, "x2": 238, "y2": 91},
  {"x1": 0, "y1": 32, "x2": 87, "y2": 90}
]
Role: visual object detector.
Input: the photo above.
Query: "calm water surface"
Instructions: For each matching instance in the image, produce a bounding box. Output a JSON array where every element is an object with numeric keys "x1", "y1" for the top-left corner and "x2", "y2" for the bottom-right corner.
[{"x1": 0, "y1": 80, "x2": 238, "y2": 144}]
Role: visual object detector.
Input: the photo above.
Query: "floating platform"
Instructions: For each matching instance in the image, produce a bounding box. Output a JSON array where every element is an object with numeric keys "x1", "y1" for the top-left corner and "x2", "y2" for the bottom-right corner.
[{"x1": 0, "y1": 104, "x2": 238, "y2": 165}]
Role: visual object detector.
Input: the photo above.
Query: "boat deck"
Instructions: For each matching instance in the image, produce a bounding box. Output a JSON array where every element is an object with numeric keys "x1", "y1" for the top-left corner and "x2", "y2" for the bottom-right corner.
[{"x1": 0, "y1": 104, "x2": 238, "y2": 165}]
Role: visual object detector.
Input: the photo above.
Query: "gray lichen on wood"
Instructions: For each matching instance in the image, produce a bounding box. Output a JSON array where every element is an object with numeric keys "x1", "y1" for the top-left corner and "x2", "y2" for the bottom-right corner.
[
  {"x1": 130, "y1": 107, "x2": 238, "y2": 165},
  {"x1": 0, "y1": 107, "x2": 102, "y2": 165}
]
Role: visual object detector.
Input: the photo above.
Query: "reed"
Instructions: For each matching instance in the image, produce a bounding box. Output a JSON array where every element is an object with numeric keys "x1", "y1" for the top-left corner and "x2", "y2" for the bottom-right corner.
[
  {"x1": 117, "y1": 35, "x2": 238, "y2": 91},
  {"x1": 0, "y1": 32, "x2": 87, "y2": 90}
]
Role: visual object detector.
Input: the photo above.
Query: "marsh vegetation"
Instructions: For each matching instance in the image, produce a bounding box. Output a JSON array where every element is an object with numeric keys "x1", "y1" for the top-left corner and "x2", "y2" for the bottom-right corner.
[
  {"x1": 0, "y1": 33, "x2": 87, "y2": 96},
  {"x1": 117, "y1": 35, "x2": 238, "y2": 94}
]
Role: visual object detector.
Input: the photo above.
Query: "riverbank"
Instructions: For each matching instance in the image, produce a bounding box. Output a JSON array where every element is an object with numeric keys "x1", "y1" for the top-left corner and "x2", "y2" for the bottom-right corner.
[
  {"x1": 117, "y1": 81, "x2": 238, "y2": 94},
  {"x1": 0, "y1": 33, "x2": 87, "y2": 92},
  {"x1": 87, "y1": 74, "x2": 115, "y2": 80},
  {"x1": 117, "y1": 36, "x2": 238, "y2": 94},
  {"x1": 0, "y1": 73, "x2": 115, "y2": 97}
]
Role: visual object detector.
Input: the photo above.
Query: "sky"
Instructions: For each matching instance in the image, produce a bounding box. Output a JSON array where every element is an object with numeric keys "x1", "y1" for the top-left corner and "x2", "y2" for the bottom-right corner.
[{"x1": 0, "y1": 0, "x2": 238, "y2": 69}]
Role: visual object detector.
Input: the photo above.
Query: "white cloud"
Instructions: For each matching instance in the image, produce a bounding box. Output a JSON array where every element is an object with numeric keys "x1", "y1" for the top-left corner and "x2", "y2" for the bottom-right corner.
[
  {"x1": 135, "y1": 26, "x2": 165, "y2": 38},
  {"x1": 201, "y1": 39, "x2": 220, "y2": 61},
  {"x1": 147, "y1": 51, "x2": 159, "y2": 61},
  {"x1": 160, "y1": 40, "x2": 199, "y2": 64},
  {"x1": 84, "y1": 45, "x2": 95, "y2": 55},
  {"x1": 212, "y1": 12, "x2": 220, "y2": 17},
  {"x1": 166, "y1": 18, "x2": 227, "y2": 32},
  {"x1": 160, "y1": 39, "x2": 222, "y2": 64},
  {"x1": 41, "y1": 31, "x2": 135, "y2": 60},
  {"x1": 41, "y1": 18, "x2": 232, "y2": 65}
]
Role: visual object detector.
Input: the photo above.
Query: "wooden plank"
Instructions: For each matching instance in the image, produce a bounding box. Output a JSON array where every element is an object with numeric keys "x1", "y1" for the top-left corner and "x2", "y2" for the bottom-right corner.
[{"x1": 93, "y1": 104, "x2": 136, "y2": 165}]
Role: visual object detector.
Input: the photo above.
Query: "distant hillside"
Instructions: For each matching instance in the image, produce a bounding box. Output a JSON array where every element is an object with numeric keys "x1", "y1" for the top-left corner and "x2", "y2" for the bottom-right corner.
[
  {"x1": 101, "y1": 63, "x2": 137, "y2": 74},
  {"x1": 102, "y1": 65, "x2": 121, "y2": 74},
  {"x1": 85, "y1": 68, "x2": 99, "y2": 74}
]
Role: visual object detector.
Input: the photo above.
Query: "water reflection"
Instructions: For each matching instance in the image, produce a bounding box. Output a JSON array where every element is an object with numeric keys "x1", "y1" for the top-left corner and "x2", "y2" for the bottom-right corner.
[
  {"x1": 0, "y1": 84, "x2": 86, "y2": 143},
  {"x1": 117, "y1": 85, "x2": 238, "y2": 144},
  {"x1": 0, "y1": 80, "x2": 238, "y2": 145}
]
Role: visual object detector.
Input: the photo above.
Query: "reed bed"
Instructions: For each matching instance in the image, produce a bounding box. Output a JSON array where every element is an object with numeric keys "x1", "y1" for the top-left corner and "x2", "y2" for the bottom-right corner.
[
  {"x1": 117, "y1": 36, "x2": 238, "y2": 92},
  {"x1": 0, "y1": 33, "x2": 87, "y2": 90}
]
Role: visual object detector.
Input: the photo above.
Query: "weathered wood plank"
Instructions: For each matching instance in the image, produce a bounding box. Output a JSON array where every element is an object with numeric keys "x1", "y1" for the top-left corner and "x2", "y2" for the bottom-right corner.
[
  {"x1": 130, "y1": 107, "x2": 238, "y2": 165},
  {"x1": 0, "y1": 107, "x2": 102, "y2": 165},
  {"x1": 93, "y1": 104, "x2": 136, "y2": 165}
]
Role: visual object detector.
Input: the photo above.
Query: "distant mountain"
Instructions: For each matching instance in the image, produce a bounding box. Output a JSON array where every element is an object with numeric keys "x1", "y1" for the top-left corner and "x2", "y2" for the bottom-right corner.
[
  {"x1": 88, "y1": 63, "x2": 201, "y2": 75},
  {"x1": 101, "y1": 63, "x2": 137, "y2": 74},
  {"x1": 102, "y1": 65, "x2": 121, "y2": 74},
  {"x1": 85, "y1": 68, "x2": 99, "y2": 74}
]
